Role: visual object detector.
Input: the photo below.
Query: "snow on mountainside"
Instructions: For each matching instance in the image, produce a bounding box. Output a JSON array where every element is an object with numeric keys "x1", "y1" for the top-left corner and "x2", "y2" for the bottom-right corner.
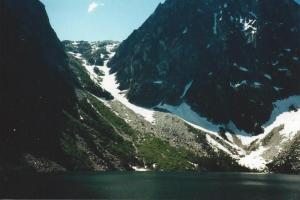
[
  {"x1": 238, "y1": 96, "x2": 300, "y2": 170},
  {"x1": 100, "y1": 44, "x2": 155, "y2": 123},
  {"x1": 108, "y1": 0, "x2": 300, "y2": 135},
  {"x1": 1, "y1": 0, "x2": 145, "y2": 172},
  {"x1": 65, "y1": 41, "x2": 300, "y2": 172},
  {"x1": 157, "y1": 94, "x2": 300, "y2": 171},
  {"x1": 67, "y1": 42, "x2": 155, "y2": 123}
]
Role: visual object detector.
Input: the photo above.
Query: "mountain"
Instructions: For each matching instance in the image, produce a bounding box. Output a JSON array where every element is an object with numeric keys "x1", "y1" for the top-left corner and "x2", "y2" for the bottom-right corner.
[
  {"x1": 0, "y1": 0, "x2": 77, "y2": 170},
  {"x1": 0, "y1": 0, "x2": 142, "y2": 172},
  {"x1": 1, "y1": 0, "x2": 299, "y2": 174},
  {"x1": 65, "y1": 40, "x2": 300, "y2": 173},
  {"x1": 63, "y1": 40, "x2": 249, "y2": 172},
  {"x1": 0, "y1": 0, "x2": 245, "y2": 173},
  {"x1": 108, "y1": 0, "x2": 300, "y2": 134}
]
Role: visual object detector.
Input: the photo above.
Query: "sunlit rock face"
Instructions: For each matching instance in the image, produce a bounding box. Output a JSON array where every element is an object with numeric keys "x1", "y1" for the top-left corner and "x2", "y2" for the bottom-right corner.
[{"x1": 109, "y1": 0, "x2": 300, "y2": 134}]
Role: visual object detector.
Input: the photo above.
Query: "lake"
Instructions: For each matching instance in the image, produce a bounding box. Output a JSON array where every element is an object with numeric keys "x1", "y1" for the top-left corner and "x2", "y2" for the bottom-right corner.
[{"x1": 1, "y1": 172, "x2": 300, "y2": 199}]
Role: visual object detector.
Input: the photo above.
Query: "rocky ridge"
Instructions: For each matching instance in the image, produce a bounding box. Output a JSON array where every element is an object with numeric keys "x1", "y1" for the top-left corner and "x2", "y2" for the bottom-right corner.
[
  {"x1": 109, "y1": 0, "x2": 300, "y2": 134},
  {"x1": 66, "y1": 41, "x2": 300, "y2": 173}
]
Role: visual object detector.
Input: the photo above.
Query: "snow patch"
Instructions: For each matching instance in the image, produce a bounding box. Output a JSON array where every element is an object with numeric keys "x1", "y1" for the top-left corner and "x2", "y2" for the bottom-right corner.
[
  {"x1": 284, "y1": 48, "x2": 292, "y2": 52},
  {"x1": 226, "y1": 121, "x2": 254, "y2": 146},
  {"x1": 156, "y1": 101, "x2": 221, "y2": 134},
  {"x1": 274, "y1": 87, "x2": 284, "y2": 92},
  {"x1": 153, "y1": 80, "x2": 163, "y2": 84},
  {"x1": 206, "y1": 135, "x2": 233, "y2": 155},
  {"x1": 239, "y1": 66, "x2": 249, "y2": 72},
  {"x1": 225, "y1": 132, "x2": 234, "y2": 143},
  {"x1": 100, "y1": 45, "x2": 155, "y2": 123},
  {"x1": 272, "y1": 61, "x2": 279, "y2": 66},
  {"x1": 249, "y1": 12, "x2": 257, "y2": 19},
  {"x1": 238, "y1": 96, "x2": 300, "y2": 170},
  {"x1": 187, "y1": 161, "x2": 198, "y2": 168},
  {"x1": 264, "y1": 74, "x2": 272, "y2": 80},
  {"x1": 180, "y1": 80, "x2": 193, "y2": 98},
  {"x1": 238, "y1": 146, "x2": 268, "y2": 170},
  {"x1": 278, "y1": 68, "x2": 289, "y2": 72},
  {"x1": 72, "y1": 41, "x2": 79, "y2": 46},
  {"x1": 131, "y1": 166, "x2": 150, "y2": 172},
  {"x1": 263, "y1": 96, "x2": 300, "y2": 137},
  {"x1": 213, "y1": 13, "x2": 218, "y2": 35},
  {"x1": 230, "y1": 80, "x2": 247, "y2": 88},
  {"x1": 253, "y1": 82, "x2": 262, "y2": 88},
  {"x1": 182, "y1": 27, "x2": 188, "y2": 34},
  {"x1": 243, "y1": 19, "x2": 257, "y2": 32},
  {"x1": 69, "y1": 52, "x2": 101, "y2": 84}
]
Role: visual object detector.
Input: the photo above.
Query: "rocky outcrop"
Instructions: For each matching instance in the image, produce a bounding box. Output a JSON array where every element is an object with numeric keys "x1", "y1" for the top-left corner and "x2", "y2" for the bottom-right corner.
[
  {"x1": 267, "y1": 132, "x2": 300, "y2": 173},
  {"x1": 109, "y1": 0, "x2": 300, "y2": 134}
]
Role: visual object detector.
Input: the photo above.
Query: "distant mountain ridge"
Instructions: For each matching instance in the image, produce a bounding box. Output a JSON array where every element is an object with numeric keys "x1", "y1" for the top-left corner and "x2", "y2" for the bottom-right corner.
[{"x1": 109, "y1": 0, "x2": 300, "y2": 134}]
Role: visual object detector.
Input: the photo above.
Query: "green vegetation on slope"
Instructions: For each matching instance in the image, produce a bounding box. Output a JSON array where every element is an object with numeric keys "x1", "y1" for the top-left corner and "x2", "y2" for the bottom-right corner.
[
  {"x1": 137, "y1": 134, "x2": 248, "y2": 172},
  {"x1": 61, "y1": 51, "x2": 248, "y2": 172},
  {"x1": 59, "y1": 94, "x2": 139, "y2": 170},
  {"x1": 137, "y1": 135, "x2": 198, "y2": 170}
]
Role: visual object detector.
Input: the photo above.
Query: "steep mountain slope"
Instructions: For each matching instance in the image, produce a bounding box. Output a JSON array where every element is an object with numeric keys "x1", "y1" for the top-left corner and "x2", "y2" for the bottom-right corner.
[
  {"x1": 1, "y1": 0, "x2": 299, "y2": 173},
  {"x1": 268, "y1": 132, "x2": 300, "y2": 173},
  {"x1": 109, "y1": 0, "x2": 300, "y2": 134},
  {"x1": 0, "y1": 0, "x2": 247, "y2": 174},
  {"x1": 65, "y1": 41, "x2": 300, "y2": 173},
  {"x1": 0, "y1": 0, "x2": 246, "y2": 173},
  {"x1": 0, "y1": 0, "x2": 141, "y2": 172},
  {"x1": 0, "y1": 0, "x2": 77, "y2": 170},
  {"x1": 65, "y1": 41, "x2": 249, "y2": 172}
]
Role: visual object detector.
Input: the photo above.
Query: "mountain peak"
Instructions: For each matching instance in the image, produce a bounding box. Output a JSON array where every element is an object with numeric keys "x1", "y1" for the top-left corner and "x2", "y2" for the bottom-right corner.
[{"x1": 108, "y1": 0, "x2": 300, "y2": 134}]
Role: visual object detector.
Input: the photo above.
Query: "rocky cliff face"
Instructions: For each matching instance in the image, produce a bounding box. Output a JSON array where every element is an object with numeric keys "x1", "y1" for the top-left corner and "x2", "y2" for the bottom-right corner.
[
  {"x1": 0, "y1": 0, "x2": 78, "y2": 166},
  {"x1": 0, "y1": 0, "x2": 139, "y2": 172},
  {"x1": 65, "y1": 40, "x2": 300, "y2": 173},
  {"x1": 109, "y1": 0, "x2": 300, "y2": 134},
  {"x1": 1, "y1": 0, "x2": 299, "y2": 174}
]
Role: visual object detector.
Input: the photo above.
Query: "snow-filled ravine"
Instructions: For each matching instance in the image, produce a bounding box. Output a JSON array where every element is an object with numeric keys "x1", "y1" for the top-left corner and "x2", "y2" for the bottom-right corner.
[
  {"x1": 157, "y1": 95, "x2": 300, "y2": 170},
  {"x1": 100, "y1": 44, "x2": 155, "y2": 123},
  {"x1": 238, "y1": 96, "x2": 300, "y2": 170},
  {"x1": 68, "y1": 44, "x2": 155, "y2": 123},
  {"x1": 70, "y1": 43, "x2": 300, "y2": 171}
]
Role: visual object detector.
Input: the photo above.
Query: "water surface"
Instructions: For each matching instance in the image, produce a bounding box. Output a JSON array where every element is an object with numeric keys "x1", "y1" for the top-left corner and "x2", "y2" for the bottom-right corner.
[{"x1": 1, "y1": 172, "x2": 300, "y2": 199}]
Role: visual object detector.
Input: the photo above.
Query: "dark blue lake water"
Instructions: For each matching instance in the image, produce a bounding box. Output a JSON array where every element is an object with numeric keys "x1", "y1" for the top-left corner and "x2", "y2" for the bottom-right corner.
[{"x1": 1, "y1": 172, "x2": 300, "y2": 199}]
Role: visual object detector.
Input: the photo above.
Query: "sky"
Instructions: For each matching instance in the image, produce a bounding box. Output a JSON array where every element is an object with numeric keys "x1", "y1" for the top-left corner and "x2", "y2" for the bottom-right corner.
[{"x1": 40, "y1": 0, "x2": 165, "y2": 42}]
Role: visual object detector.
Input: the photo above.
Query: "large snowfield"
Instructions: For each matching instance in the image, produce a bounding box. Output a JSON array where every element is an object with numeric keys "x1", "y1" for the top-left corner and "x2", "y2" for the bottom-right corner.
[
  {"x1": 71, "y1": 43, "x2": 300, "y2": 171},
  {"x1": 238, "y1": 96, "x2": 300, "y2": 170}
]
